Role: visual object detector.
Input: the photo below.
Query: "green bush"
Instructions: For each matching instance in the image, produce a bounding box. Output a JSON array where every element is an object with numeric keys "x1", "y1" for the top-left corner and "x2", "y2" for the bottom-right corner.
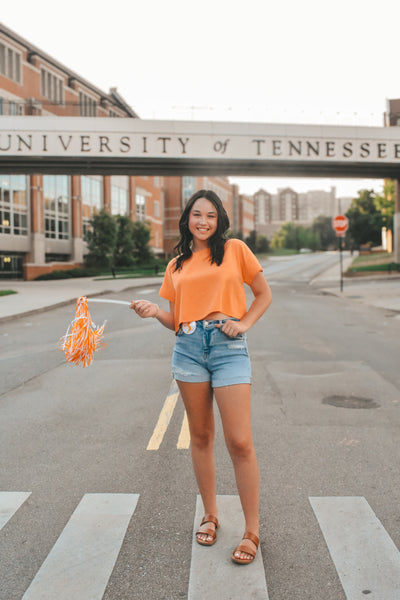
[{"x1": 34, "y1": 268, "x2": 100, "y2": 280}]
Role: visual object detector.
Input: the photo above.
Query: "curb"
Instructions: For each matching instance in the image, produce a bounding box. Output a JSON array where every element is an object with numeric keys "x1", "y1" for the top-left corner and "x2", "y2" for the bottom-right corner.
[{"x1": 0, "y1": 280, "x2": 160, "y2": 324}]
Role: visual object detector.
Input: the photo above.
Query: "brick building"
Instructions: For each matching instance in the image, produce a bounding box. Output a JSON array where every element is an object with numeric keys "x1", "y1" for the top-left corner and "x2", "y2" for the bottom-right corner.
[
  {"x1": 0, "y1": 22, "x2": 163, "y2": 279},
  {"x1": 0, "y1": 22, "x2": 254, "y2": 279},
  {"x1": 254, "y1": 186, "x2": 352, "y2": 239}
]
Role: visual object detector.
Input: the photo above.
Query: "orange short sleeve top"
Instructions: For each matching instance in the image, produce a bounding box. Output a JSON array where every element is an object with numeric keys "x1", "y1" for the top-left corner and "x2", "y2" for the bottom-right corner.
[{"x1": 159, "y1": 239, "x2": 263, "y2": 333}]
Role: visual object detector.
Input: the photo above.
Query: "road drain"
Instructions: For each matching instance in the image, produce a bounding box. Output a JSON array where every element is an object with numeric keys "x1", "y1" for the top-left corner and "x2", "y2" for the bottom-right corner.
[{"x1": 322, "y1": 395, "x2": 380, "y2": 409}]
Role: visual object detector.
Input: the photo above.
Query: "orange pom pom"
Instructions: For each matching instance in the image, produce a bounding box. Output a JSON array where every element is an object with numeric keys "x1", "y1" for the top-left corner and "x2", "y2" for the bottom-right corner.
[{"x1": 60, "y1": 296, "x2": 106, "y2": 367}]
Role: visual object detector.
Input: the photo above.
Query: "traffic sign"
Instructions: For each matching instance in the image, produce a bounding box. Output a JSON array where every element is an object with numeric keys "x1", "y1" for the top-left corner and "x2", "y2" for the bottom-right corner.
[{"x1": 332, "y1": 215, "x2": 349, "y2": 237}]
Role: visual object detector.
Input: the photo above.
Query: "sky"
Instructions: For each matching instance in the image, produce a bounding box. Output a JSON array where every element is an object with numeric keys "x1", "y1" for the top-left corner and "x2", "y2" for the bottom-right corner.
[{"x1": 2, "y1": 0, "x2": 400, "y2": 199}]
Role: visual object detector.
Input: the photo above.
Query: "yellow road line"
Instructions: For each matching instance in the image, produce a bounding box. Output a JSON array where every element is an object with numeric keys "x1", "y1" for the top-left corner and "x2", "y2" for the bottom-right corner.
[
  {"x1": 177, "y1": 411, "x2": 191, "y2": 449},
  {"x1": 146, "y1": 382, "x2": 179, "y2": 451}
]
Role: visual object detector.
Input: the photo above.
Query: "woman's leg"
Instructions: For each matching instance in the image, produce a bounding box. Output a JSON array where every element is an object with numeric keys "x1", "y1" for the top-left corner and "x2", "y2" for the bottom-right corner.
[
  {"x1": 214, "y1": 383, "x2": 259, "y2": 560},
  {"x1": 176, "y1": 380, "x2": 218, "y2": 543}
]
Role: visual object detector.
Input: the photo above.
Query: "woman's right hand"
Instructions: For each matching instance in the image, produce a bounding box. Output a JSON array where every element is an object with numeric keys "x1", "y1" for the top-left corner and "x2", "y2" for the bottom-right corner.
[{"x1": 130, "y1": 300, "x2": 159, "y2": 319}]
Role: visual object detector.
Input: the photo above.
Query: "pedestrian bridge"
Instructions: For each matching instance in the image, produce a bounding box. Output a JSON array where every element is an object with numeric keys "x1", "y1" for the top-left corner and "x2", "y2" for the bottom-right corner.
[
  {"x1": 1, "y1": 116, "x2": 400, "y2": 179},
  {"x1": 0, "y1": 116, "x2": 399, "y2": 262}
]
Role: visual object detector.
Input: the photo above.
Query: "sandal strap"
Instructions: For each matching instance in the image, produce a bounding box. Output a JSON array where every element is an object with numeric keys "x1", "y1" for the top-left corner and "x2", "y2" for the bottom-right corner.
[
  {"x1": 200, "y1": 514, "x2": 219, "y2": 528},
  {"x1": 196, "y1": 515, "x2": 219, "y2": 540},
  {"x1": 242, "y1": 531, "x2": 259, "y2": 548},
  {"x1": 234, "y1": 540, "x2": 256, "y2": 558}
]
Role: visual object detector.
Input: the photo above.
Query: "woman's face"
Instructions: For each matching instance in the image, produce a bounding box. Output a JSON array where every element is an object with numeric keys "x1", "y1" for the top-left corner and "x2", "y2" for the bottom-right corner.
[{"x1": 188, "y1": 197, "x2": 218, "y2": 247}]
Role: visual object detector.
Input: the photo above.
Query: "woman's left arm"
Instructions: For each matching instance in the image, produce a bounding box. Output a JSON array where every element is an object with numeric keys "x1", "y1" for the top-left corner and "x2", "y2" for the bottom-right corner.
[{"x1": 220, "y1": 272, "x2": 272, "y2": 337}]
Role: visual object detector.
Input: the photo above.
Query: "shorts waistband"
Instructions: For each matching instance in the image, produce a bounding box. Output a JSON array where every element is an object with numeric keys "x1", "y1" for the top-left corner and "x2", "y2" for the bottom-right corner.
[{"x1": 195, "y1": 318, "x2": 239, "y2": 328}]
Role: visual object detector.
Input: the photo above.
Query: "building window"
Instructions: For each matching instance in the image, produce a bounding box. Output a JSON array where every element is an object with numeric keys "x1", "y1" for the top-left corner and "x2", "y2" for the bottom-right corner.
[
  {"x1": 0, "y1": 43, "x2": 22, "y2": 84},
  {"x1": 154, "y1": 200, "x2": 160, "y2": 218},
  {"x1": 0, "y1": 97, "x2": 24, "y2": 115},
  {"x1": 0, "y1": 175, "x2": 28, "y2": 235},
  {"x1": 40, "y1": 68, "x2": 64, "y2": 104},
  {"x1": 111, "y1": 177, "x2": 129, "y2": 216},
  {"x1": 279, "y1": 196, "x2": 286, "y2": 221},
  {"x1": 136, "y1": 192, "x2": 146, "y2": 222},
  {"x1": 79, "y1": 91, "x2": 97, "y2": 116},
  {"x1": 43, "y1": 175, "x2": 70, "y2": 239},
  {"x1": 182, "y1": 176, "x2": 196, "y2": 206},
  {"x1": 81, "y1": 175, "x2": 102, "y2": 238}
]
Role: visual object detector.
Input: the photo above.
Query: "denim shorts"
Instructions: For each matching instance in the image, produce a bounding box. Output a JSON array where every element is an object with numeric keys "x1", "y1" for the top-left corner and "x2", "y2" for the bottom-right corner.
[{"x1": 172, "y1": 319, "x2": 251, "y2": 388}]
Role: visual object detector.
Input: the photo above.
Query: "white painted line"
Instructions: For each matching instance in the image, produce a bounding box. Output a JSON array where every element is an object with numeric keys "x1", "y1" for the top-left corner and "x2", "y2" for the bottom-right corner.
[
  {"x1": 22, "y1": 493, "x2": 139, "y2": 600},
  {"x1": 188, "y1": 495, "x2": 269, "y2": 599},
  {"x1": 147, "y1": 380, "x2": 179, "y2": 451},
  {"x1": 310, "y1": 496, "x2": 400, "y2": 599},
  {"x1": 177, "y1": 411, "x2": 190, "y2": 449},
  {"x1": 0, "y1": 491, "x2": 31, "y2": 531}
]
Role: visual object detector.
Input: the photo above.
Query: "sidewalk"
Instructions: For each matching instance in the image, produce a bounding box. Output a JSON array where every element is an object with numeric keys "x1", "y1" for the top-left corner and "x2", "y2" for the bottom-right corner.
[
  {"x1": 1, "y1": 263, "x2": 399, "y2": 323},
  {"x1": 311, "y1": 256, "x2": 400, "y2": 314},
  {"x1": 0, "y1": 275, "x2": 164, "y2": 322}
]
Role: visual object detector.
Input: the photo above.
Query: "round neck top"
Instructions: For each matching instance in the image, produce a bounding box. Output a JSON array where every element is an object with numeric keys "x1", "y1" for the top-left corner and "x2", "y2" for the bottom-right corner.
[{"x1": 159, "y1": 239, "x2": 262, "y2": 333}]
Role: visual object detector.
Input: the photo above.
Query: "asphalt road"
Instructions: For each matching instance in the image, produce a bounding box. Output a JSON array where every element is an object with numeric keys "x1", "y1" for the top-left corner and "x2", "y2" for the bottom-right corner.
[{"x1": 1, "y1": 253, "x2": 400, "y2": 600}]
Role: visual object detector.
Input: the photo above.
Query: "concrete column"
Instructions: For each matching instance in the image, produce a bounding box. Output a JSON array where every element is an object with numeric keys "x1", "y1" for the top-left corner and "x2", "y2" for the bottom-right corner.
[
  {"x1": 129, "y1": 176, "x2": 136, "y2": 221},
  {"x1": 394, "y1": 180, "x2": 400, "y2": 264},
  {"x1": 103, "y1": 176, "x2": 111, "y2": 213},
  {"x1": 71, "y1": 175, "x2": 84, "y2": 263},
  {"x1": 29, "y1": 174, "x2": 45, "y2": 264}
]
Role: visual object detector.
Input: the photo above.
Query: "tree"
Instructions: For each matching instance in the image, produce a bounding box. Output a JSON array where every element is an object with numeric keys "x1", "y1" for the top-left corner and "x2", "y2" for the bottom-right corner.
[
  {"x1": 312, "y1": 215, "x2": 337, "y2": 250},
  {"x1": 271, "y1": 222, "x2": 318, "y2": 251},
  {"x1": 346, "y1": 189, "x2": 382, "y2": 247},
  {"x1": 244, "y1": 231, "x2": 270, "y2": 254},
  {"x1": 256, "y1": 234, "x2": 270, "y2": 253},
  {"x1": 374, "y1": 180, "x2": 395, "y2": 231},
  {"x1": 228, "y1": 230, "x2": 244, "y2": 241},
  {"x1": 245, "y1": 230, "x2": 257, "y2": 253},
  {"x1": 132, "y1": 221, "x2": 153, "y2": 262},
  {"x1": 85, "y1": 209, "x2": 117, "y2": 268},
  {"x1": 114, "y1": 215, "x2": 136, "y2": 267}
]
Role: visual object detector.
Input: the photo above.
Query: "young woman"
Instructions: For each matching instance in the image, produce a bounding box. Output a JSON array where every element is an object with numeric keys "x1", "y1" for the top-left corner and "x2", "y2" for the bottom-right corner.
[{"x1": 131, "y1": 189, "x2": 272, "y2": 565}]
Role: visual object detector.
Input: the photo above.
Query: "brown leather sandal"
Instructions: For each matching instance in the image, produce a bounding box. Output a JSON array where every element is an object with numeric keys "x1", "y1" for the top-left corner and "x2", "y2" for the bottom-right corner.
[
  {"x1": 195, "y1": 515, "x2": 219, "y2": 546},
  {"x1": 231, "y1": 532, "x2": 259, "y2": 565}
]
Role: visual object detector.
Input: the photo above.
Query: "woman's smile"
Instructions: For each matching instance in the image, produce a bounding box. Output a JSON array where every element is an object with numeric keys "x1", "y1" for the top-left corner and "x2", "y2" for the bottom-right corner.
[{"x1": 189, "y1": 197, "x2": 218, "y2": 249}]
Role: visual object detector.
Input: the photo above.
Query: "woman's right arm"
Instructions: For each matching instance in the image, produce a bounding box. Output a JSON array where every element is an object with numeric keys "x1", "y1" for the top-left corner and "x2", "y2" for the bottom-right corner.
[{"x1": 130, "y1": 299, "x2": 175, "y2": 331}]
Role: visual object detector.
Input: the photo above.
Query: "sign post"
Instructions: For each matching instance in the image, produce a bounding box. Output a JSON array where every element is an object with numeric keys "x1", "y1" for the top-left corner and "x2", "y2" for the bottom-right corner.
[{"x1": 332, "y1": 215, "x2": 349, "y2": 292}]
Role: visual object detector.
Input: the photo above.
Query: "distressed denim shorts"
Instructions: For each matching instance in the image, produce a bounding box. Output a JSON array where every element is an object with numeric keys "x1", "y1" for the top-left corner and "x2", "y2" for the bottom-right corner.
[{"x1": 172, "y1": 319, "x2": 251, "y2": 388}]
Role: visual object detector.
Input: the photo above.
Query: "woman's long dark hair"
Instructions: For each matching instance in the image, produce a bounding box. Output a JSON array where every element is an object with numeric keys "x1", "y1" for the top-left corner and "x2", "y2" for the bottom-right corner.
[{"x1": 173, "y1": 189, "x2": 230, "y2": 271}]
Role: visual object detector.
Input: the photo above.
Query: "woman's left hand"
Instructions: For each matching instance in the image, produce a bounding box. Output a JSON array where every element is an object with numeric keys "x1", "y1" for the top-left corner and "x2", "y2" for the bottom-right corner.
[{"x1": 218, "y1": 319, "x2": 247, "y2": 338}]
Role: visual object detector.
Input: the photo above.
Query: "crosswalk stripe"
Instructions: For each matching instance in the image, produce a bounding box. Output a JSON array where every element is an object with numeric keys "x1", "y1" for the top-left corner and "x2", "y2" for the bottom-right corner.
[
  {"x1": 22, "y1": 493, "x2": 139, "y2": 600},
  {"x1": 147, "y1": 380, "x2": 179, "y2": 450},
  {"x1": 177, "y1": 411, "x2": 190, "y2": 449},
  {"x1": 188, "y1": 495, "x2": 269, "y2": 599},
  {"x1": 310, "y1": 496, "x2": 400, "y2": 599},
  {"x1": 0, "y1": 491, "x2": 31, "y2": 531}
]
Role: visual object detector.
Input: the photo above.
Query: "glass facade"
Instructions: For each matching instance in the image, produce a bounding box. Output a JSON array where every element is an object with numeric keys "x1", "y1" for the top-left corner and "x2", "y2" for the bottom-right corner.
[
  {"x1": 182, "y1": 176, "x2": 196, "y2": 206},
  {"x1": 0, "y1": 175, "x2": 28, "y2": 235},
  {"x1": 111, "y1": 176, "x2": 129, "y2": 216},
  {"x1": 136, "y1": 192, "x2": 146, "y2": 222},
  {"x1": 43, "y1": 175, "x2": 70, "y2": 239},
  {"x1": 81, "y1": 175, "x2": 102, "y2": 238},
  {"x1": 0, "y1": 252, "x2": 24, "y2": 279}
]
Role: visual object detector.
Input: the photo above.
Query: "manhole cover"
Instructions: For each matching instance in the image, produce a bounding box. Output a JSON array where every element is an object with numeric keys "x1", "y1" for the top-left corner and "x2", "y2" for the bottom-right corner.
[{"x1": 322, "y1": 395, "x2": 380, "y2": 409}]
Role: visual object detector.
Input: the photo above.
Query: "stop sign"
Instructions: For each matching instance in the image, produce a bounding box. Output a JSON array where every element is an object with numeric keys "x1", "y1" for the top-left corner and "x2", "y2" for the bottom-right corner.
[{"x1": 332, "y1": 215, "x2": 349, "y2": 237}]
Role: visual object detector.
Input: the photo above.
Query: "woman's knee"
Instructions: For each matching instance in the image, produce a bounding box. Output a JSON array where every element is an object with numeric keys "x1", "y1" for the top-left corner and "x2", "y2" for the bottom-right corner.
[
  {"x1": 190, "y1": 428, "x2": 214, "y2": 451},
  {"x1": 227, "y1": 436, "x2": 255, "y2": 461}
]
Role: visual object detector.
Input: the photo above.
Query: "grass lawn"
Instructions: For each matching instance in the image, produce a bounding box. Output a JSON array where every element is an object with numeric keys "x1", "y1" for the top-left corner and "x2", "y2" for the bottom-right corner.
[
  {"x1": 346, "y1": 252, "x2": 399, "y2": 274},
  {"x1": 0, "y1": 289, "x2": 17, "y2": 297},
  {"x1": 267, "y1": 248, "x2": 299, "y2": 256}
]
